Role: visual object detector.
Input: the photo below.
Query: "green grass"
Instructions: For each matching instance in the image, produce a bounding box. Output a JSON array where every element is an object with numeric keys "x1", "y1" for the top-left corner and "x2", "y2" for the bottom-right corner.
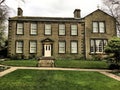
[
  {"x1": 0, "y1": 60, "x2": 37, "y2": 67},
  {"x1": 0, "y1": 59, "x2": 108, "y2": 69},
  {"x1": 0, "y1": 69, "x2": 120, "y2": 90},
  {"x1": 55, "y1": 60, "x2": 108, "y2": 69}
]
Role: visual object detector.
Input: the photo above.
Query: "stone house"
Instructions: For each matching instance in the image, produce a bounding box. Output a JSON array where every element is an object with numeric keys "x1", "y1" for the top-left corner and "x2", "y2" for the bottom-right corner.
[{"x1": 8, "y1": 8, "x2": 116, "y2": 59}]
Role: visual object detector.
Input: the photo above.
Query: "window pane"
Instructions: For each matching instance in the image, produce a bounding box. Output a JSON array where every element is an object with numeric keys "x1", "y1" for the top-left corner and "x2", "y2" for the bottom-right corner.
[
  {"x1": 71, "y1": 41, "x2": 77, "y2": 53},
  {"x1": 71, "y1": 25, "x2": 77, "y2": 35},
  {"x1": 17, "y1": 23, "x2": 23, "y2": 34},
  {"x1": 16, "y1": 41, "x2": 23, "y2": 53},
  {"x1": 59, "y1": 24, "x2": 65, "y2": 35},
  {"x1": 93, "y1": 22, "x2": 98, "y2": 33},
  {"x1": 31, "y1": 23, "x2": 37, "y2": 34},
  {"x1": 90, "y1": 40, "x2": 95, "y2": 53},
  {"x1": 45, "y1": 24, "x2": 51, "y2": 35},
  {"x1": 30, "y1": 41, "x2": 37, "y2": 53},
  {"x1": 90, "y1": 39, "x2": 107, "y2": 54},
  {"x1": 59, "y1": 42, "x2": 65, "y2": 53},
  {"x1": 99, "y1": 22, "x2": 105, "y2": 33}
]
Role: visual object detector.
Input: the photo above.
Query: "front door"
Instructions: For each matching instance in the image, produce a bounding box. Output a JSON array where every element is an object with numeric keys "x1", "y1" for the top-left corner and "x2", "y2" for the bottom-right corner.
[{"x1": 44, "y1": 44, "x2": 51, "y2": 57}]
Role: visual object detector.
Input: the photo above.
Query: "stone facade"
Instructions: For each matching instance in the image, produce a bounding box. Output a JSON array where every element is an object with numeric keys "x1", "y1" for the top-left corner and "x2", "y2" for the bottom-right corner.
[{"x1": 8, "y1": 8, "x2": 116, "y2": 59}]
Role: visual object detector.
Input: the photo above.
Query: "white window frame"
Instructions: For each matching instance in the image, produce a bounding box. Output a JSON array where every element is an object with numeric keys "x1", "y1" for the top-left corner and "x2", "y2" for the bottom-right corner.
[
  {"x1": 17, "y1": 23, "x2": 23, "y2": 34},
  {"x1": 71, "y1": 25, "x2": 77, "y2": 35},
  {"x1": 71, "y1": 41, "x2": 78, "y2": 53},
  {"x1": 59, "y1": 24, "x2": 65, "y2": 35},
  {"x1": 30, "y1": 41, "x2": 37, "y2": 53},
  {"x1": 45, "y1": 24, "x2": 51, "y2": 35},
  {"x1": 30, "y1": 23, "x2": 37, "y2": 35},
  {"x1": 59, "y1": 41, "x2": 66, "y2": 53},
  {"x1": 16, "y1": 41, "x2": 23, "y2": 53},
  {"x1": 90, "y1": 39, "x2": 107, "y2": 54}
]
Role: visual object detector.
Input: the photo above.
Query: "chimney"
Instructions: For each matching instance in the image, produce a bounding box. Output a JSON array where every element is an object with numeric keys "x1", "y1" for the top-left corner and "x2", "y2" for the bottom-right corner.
[
  {"x1": 17, "y1": 7, "x2": 23, "y2": 16},
  {"x1": 74, "y1": 9, "x2": 81, "y2": 18}
]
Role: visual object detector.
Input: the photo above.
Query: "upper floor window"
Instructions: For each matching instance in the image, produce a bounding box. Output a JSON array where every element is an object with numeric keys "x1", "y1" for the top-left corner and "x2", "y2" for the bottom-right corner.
[
  {"x1": 30, "y1": 23, "x2": 37, "y2": 35},
  {"x1": 30, "y1": 41, "x2": 37, "y2": 53},
  {"x1": 93, "y1": 21, "x2": 105, "y2": 33},
  {"x1": 59, "y1": 24, "x2": 65, "y2": 35},
  {"x1": 59, "y1": 41, "x2": 66, "y2": 53},
  {"x1": 90, "y1": 39, "x2": 107, "y2": 53},
  {"x1": 71, "y1": 41, "x2": 78, "y2": 53},
  {"x1": 17, "y1": 23, "x2": 23, "y2": 34},
  {"x1": 16, "y1": 41, "x2": 23, "y2": 53},
  {"x1": 71, "y1": 25, "x2": 78, "y2": 35},
  {"x1": 45, "y1": 24, "x2": 51, "y2": 35}
]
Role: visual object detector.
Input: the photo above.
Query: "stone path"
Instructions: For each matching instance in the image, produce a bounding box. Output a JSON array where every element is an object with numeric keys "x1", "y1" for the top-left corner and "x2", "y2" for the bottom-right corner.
[{"x1": 0, "y1": 65, "x2": 120, "y2": 81}]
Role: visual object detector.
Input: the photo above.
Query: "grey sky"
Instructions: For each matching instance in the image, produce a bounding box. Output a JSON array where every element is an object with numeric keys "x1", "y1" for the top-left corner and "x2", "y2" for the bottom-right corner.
[{"x1": 6, "y1": 0, "x2": 102, "y2": 17}]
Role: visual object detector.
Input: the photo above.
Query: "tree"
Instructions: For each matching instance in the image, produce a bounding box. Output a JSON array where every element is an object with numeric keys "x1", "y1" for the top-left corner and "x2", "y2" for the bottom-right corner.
[
  {"x1": 0, "y1": 0, "x2": 8, "y2": 49},
  {"x1": 102, "y1": 0, "x2": 120, "y2": 37},
  {"x1": 104, "y1": 37, "x2": 120, "y2": 64}
]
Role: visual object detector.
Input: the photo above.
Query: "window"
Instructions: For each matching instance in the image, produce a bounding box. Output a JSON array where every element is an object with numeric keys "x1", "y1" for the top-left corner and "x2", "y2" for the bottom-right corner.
[
  {"x1": 16, "y1": 41, "x2": 23, "y2": 53},
  {"x1": 17, "y1": 23, "x2": 23, "y2": 34},
  {"x1": 30, "y1": 41, "x2": 37, "y2": 53},
  {"x1": 59, "y1": 24, "x2": 65, "y2": 35},
  {"x1": 93, "y1": 22, "x2": 98, "y2": 33},
  {"x1": 90, "y1": 39, "x2": 107, "y2": 53},
  {"x1": 71, "y1": 41, "x2": 78, "y2": 53},
  {"x1": 30, "y1": 23, "x2": 37, "y2": 35},
  {"x1": 71, "y1": 25, "x2": 77, "y2": 35},
  {"x1": 93, "y1": 21, "x2": 105, "y2": 33},
  {"x1": 59, "y1": 41, "x2": 66, "y2": 53},
  {"x1": 45, "y1": 24, "x2": 51, "y2": 35}
]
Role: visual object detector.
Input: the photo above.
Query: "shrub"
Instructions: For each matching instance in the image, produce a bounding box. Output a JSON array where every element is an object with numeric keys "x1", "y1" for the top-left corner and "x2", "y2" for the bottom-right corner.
[{"x1": 109, "y1": 64, "x2": 120, "y2": 70}]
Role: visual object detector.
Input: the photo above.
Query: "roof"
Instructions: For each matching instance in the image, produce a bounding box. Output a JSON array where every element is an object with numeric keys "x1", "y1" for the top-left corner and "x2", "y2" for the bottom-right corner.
[
  {"x1": 83, "y1": 9, "x2": 114, "y2": 19},
  {"x1": 9, "y1": 16, "x2": 84, "y2": 23}
]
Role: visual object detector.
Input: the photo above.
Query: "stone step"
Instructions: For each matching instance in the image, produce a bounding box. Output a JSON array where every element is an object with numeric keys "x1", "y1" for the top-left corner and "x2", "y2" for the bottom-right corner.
[{"x1": 37, "y1": 59, "x2": 54, "y2": 67}]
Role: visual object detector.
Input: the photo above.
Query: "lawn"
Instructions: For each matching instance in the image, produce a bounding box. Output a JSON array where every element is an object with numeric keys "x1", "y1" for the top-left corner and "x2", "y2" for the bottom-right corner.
[
  {"x1": 0, "y1": 60, "x2": 37, "y2": 67},
  {"x1": 0, "y1": 60, "x2": 109, "y2": 69},
  {"x1": 0, "y1": 69, "x2": 120, "y2": 90},
  {"x1": 55, "y1": 60, "x2": 108, "y2": 69}
]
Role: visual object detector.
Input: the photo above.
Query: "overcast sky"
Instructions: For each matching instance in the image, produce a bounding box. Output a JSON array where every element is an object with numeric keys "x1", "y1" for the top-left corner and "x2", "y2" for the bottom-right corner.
[{"x1": 5, "y1": 0, "x2": 102, "y2": 17}]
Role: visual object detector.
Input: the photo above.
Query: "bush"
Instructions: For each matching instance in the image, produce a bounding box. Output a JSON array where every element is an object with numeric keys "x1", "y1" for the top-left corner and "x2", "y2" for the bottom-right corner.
[{"x1": 109, "y1": 64, "x2": 120, "y2": 70}]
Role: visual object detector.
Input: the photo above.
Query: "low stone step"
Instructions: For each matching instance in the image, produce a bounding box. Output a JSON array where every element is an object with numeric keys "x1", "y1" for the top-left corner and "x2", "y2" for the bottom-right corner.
[{"x1": 37, "y1": 60, "x2": 54, "y2": 67}]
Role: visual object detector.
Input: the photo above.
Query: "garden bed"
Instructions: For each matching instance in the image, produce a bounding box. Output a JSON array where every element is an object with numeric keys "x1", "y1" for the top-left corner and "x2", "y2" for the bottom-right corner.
[{"x1": 0, "y1": 66, "x2": 10, "y2": 72}]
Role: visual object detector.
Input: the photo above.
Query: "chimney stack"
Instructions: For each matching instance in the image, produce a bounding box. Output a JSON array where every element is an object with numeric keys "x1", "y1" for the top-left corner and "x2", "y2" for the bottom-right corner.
[
  {"x1": 74, "y1": 9, "x2": 81, "y2": 18},
  {"x1": 18, "y1": 7, "x2": 23, "y2": 16}
]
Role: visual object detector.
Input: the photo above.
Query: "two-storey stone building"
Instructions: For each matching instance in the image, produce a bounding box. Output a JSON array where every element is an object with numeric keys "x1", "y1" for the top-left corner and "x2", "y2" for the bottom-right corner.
[{"x1": 8, "y1": 8, "x2": 116, "y2": 59}]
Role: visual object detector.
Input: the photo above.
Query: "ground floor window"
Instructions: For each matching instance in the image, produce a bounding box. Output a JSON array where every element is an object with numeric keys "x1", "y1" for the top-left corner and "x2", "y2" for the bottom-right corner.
[
  {"x1": 71, "y1": 41, "x2": 78, "y2": 53},
  {"x1": 16, "y1": 41, "x2": 23, "y2": 53},
  {"x1": 90, "y1": 39, "x2": 107, "y2": 54},
  {"x1": 30, "y1": 41, "x2": 37, "y2": 53},
  {"x1": 59, "y1": 41, "x2": 66, "y2": 53}
]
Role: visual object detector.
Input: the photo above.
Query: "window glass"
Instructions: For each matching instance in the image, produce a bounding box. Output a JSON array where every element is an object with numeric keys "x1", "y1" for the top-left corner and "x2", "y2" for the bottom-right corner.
[
  {"x1": 59, "y1": 41, "x2": 65, "y2": 53},
  {"x1": 16, "y1": 41, "x2": 23, "y2": 53},
  {"x1": 99, "y1": 22, "x2": 105, "y2": 33},
  {"x1": 17, "y1": 23, "x2": 23, "y2": 34},
  {"x1": 45, "y1": 24, "x2": 51, "y2": 35},
  {"x1": 31, "y1": 23, "x2": 37, "y2": 35},
  {"x1": 71, "y1": 25, "x2": 77, "y2": 35},
  {"x1": 90, "y1": 39, "x2": 107, "y2": 53},
  {"x1": 30, "y1": 41, "x2": 37, "y2": 53},
  {"x1": 59, "y1": 24, "x2": 65, "y2": 35},
  {"x1": 93, "y1": 22, "x2": 98, "y2": 33},
  {"x1": 71, "y1": 41, "x2": 77, "y2": 53}
]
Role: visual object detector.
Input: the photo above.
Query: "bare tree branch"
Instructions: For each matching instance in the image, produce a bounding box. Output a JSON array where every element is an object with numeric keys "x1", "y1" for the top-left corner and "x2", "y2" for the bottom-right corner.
[{"x1": 102, "y1": 0, "x2": 120, "y2": 37}]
